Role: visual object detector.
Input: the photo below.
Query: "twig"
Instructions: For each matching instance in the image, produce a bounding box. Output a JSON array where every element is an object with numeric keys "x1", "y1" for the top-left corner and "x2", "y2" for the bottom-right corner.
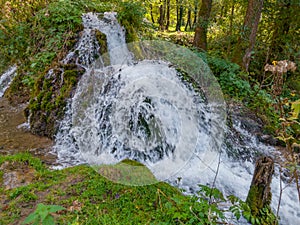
[
  {"x1": 189, "y1": 206, "x2": 202, "y2": 222},
  {"x1": 276, "y1": 166, "x2": 283, "y2": 218},
  {"x1": 209, "y1": 152, "x2": 222, "y2": 204}
]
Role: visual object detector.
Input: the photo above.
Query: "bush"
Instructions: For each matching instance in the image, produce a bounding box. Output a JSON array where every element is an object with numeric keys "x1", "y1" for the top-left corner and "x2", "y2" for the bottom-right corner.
[{"x1": 117, "y1": 1, "x2": 146, "y2": 29}]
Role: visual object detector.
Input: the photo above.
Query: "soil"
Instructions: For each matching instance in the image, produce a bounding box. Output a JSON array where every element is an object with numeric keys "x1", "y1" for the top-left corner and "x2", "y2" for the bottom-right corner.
[{"x1": 0, "y1": 97, "x2": 55, "y2": 165}]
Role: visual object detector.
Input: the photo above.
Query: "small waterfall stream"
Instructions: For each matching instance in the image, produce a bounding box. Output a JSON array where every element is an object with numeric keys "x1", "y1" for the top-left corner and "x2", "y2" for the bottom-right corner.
[
  {"x1": 0, "y1": 65, "x2": 17, "y2": 98},
  {"x1": 0, "y1": 12, "x2": 278, "y2": 224}
]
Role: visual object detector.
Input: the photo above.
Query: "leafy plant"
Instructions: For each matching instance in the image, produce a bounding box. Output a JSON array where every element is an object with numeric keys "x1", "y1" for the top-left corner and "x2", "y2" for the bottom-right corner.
[
  {"x1": 228, "y1": 194, "x2": 278, "y2": 225},
  {"x1": 117, "y1": 1, "x2": 146, "y2": 29},
  {"x1": 22, "y1": 203, "x2": 65, "y2": 225}
]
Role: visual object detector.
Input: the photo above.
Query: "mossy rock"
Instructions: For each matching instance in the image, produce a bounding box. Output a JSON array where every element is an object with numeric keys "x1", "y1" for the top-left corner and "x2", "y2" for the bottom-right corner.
[
  {"x1": 94, "y1": 159, "x2": 158, "y2": 186},
  {"x1": 95, "y1": 30, "x2": 108, "y2": 55},
  {"x1": 121, "y1": 20, "x2": 139, "y2": 43},
  {"x1": 120, "y1": 159, "x2": 145, "y2": 166},
  {"x1": 29, "y1": 64, "x2": 84, "y2": 138}
]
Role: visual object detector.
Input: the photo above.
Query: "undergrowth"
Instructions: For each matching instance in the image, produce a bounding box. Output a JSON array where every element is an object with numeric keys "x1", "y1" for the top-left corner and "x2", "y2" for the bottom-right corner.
[{"x1": 0, "y1": 153, "x2": 278, "y2": 225}]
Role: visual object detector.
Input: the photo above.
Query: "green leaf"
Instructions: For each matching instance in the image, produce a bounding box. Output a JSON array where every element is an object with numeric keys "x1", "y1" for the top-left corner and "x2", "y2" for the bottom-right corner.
[
  {"x1": 47, "y1": 205, "x2": 66, "y2": 213},
  {"x1": 290, "y1": 100, "x2": 300, "y2": 119},
  {"x1": 251, "y1": 216, "x2": 255, "y2": 224},
  {"x1": 22, "y1": 212, "x2": 39, "y2": 224},
  {"x1": 36, "y1": 204, "x2": 49, "y2": 221},
  {"x1": 42, "y1": 215, "x2": 55, "y2": 225},
  {"x1": 255, "y1": 217, "x2": 261, "y2": 224}
]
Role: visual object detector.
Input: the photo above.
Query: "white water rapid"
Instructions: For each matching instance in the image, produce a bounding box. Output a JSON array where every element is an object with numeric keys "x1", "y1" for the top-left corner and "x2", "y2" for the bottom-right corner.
[
  {"x1": 0, "y1": 65, "x2": 17, "y2": 98},
  {"x1": 53, "y1": 12, "x2": 300, "y2": 224}
]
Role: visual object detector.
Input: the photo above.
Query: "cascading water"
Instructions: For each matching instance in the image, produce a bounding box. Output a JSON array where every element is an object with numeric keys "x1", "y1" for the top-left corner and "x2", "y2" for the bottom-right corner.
[
  {"x1": 53, "y1": 12, "x2": 300, "y2": 224},
  {"x1": 0, "y1": 65, "x2": 17, "y2": 98}
]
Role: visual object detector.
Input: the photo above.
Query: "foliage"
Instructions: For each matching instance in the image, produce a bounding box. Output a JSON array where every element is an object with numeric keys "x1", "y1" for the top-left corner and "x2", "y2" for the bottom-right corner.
[
  {"x1": 117, "y1": 1, "x2": 146, "y2": 42},
  {"x1": 0, "y1": 152, "x2": 47, "y2": 173},
  {"x1": 158, "y1": 184, "x2": 226, "y2": 224},
  {"x1": 275, "y1": 97, "x2": 300, "y2": 204},
  {"x1": 22, "y1": 203, "x2": 65, "y2": 225},
  {"x1": 118, "y1": 1, "x2": 146, "y2": 29},
  {"x1": 228, "y1": 195, "x2": 278, "y2": 225},
  {"x1": 205, "y1": 55, "x2": 252, "y2": 99},
  {"x1": 1, "y1": 153, "x2": 277, "y2": 225}
]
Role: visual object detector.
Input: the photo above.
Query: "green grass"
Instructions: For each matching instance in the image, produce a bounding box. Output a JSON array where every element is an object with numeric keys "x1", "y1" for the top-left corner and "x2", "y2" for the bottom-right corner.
[
  {"x1": 0, "y1": 154, "x2": 188, "y2": 224},
  {"x1": 0, "y1": 150, "x2": 279, "y2": 224}
]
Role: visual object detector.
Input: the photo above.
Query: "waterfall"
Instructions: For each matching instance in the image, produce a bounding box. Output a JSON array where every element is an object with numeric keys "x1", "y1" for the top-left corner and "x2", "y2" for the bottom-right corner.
[
  {"x1": 0, "y1": 65, "x2": 17, "y2": 98},
  {"x1": 53, "y1": 12, "x2": 300, "y2": 224}
]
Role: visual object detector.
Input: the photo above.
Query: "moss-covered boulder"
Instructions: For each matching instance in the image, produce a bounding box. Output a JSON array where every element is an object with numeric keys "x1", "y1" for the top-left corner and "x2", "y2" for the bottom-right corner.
[{"x1": 29, "y1": 64, "x2": 84, "y2": 138}]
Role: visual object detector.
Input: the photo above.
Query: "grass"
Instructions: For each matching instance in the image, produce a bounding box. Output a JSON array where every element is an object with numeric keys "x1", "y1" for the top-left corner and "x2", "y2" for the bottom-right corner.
[{"x1": 0, "y1": 153, "x2": 187, "y2": 225}]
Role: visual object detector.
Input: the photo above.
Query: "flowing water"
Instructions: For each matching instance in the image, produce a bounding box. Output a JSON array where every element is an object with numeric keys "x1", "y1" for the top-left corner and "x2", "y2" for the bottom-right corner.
[{"x1": 0, "y1": 65, "x2": 17, "y2": 98}]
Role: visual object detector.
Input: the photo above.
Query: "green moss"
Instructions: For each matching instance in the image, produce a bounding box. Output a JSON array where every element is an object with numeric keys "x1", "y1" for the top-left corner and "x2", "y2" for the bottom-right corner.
[
  {"x1": 120, "y1": 159, "x2": 145, "y2": 166},
  {"x1": 0, "y1": 152, "x2": 47, "y2": 172},
  {"x1": 95, "y1": 30, "x2": 108, "y2": 55},
  {"x1": 246, "y1": 185, "x2": 264, "y2": 216},
  {"x1": 246, "y1": 185, "x2": 277, "y2": 224},
  {"x1": 122, "y1": 20, "x2": 139, "y2": 43}
]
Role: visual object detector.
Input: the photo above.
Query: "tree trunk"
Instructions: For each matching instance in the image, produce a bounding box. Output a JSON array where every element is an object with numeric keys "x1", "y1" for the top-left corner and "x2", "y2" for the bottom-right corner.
[
  {"x1": 150, "y1": 4, "x2": 155, "y2": 24},
  {"x1": 165, "y1": 0, "x2": 170, "y2": 30},
  {"x1": 158, "y1": 0, "x2": 165, "y2": 31},
  {"x1": 192, "y1": 1, "x2": 198, "y2": 28},
  {"x1": 246, "y1": 156, "x2": 274, "y2": 217},
  {"x1": 226, "y1": 2, "x2": 235, "y2": 57},
  {"x1": 270, "y1": 0, "x2": 293, "y2": 60},
  {"x1": 193, "y1": 0, "x2": 212, "y2": 51},
  {"x1": 185, "y1": 8, "x2": 192, "y2": 31},
  {"x1": 232, "y1": 0, "x2": 263, "y2": 71},
  {"x1": 175, "y1": 0, "x2": 184, "y2": 31}
]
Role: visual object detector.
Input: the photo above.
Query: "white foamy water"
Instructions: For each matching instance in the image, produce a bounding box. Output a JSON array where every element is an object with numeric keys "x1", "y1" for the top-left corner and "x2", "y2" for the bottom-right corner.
[
  {"x1": 52, "y1": 12, "x2": 300, "y2": 224},
  {"x1": 0, "y1": 65, "x2": 17, "y2": 98}
]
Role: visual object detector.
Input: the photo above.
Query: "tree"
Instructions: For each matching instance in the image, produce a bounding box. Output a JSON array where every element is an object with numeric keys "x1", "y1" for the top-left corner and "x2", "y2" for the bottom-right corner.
[
  {"x1": 270, "y1": 0, "x2": 299, "y2": 61},
  {"x1": 193, "y1": 0, "x2": 212, "y2": 51},
  {"x1": 149, "y1": 3, "x2": 156, "y2": 24},
  {"x1": 175, "y1": 0, "x2": 184, "y2": 31},
  {"x1": 158, "y1": 0, "x2": 166, "y2": 30},
  {"x1": 165, "y1": 0, "x2": 171, "y2": 30},
  {"x1": 192, "y1": 0, "x2": 198, "y2": 28},
  {"x1": 185, "y1": 6, "x2": 192, "y2": 31},
  {"x1": 232, "y1": 0, "x2": 264, "y2": 71}
]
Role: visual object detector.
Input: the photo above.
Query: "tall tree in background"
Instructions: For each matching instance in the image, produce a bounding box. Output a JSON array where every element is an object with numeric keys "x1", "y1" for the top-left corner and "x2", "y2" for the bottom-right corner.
[
  {"x1": 233, "y1": 0, "x2": 263, "y2": 71},
  {"x1": 165, "y1": 0, "x2": 171, "y2": 30},
  {"x1": 158, "y1": 0, "x2": 166, "y2": 30},
  {"x1": 149, "y1": 2, "x2": 156, "y2": 24},
  {"x1": 192, "y1": 0, "x2": 198, "y2": 28},
  {"x1": 193, "y1": 0, "x2": 212, "y2": 51},
  {"x1": 185, "y1": 7, "x2": 192, "y2": 31},
  {"x1": 175, "y1": 0, "x2": 184, "y2": 31},
  {"x1": 270, "y1": 0, "x2": 299, "y2": 61}
]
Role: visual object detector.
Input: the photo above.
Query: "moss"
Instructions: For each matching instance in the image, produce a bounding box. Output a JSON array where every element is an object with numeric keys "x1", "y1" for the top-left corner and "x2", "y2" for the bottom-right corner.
[
  {"x1": 121, "y1": 20, "x2": 139, "y2": 43},
  {"x1": 28, "y1": 62, "x2": 84, "y2": 138},
  {"x1": 95, "y1": 30, "x2": 108, "y2": 55},
  {"x1": 246, "y1": 185, "x2": 264, "y2": 217},
  {"x1": 0, "y1": 154, "x2": 186, "y2": 225},
  {"x1": 246, "y1": 184, "x2": 277, "y2": 224},
  {"x1": 120, "y1": 159, "x2": 145, "y2": 166}
]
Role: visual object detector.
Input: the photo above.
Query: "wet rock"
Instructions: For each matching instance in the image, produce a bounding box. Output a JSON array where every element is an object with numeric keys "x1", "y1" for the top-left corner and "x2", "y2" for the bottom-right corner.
[
  {"x1": 257, "y1": 134, "x2": 278, "y2": 146},
  {"x1": 228, "y1": 102, "x2": 279, "y2": 147}
]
